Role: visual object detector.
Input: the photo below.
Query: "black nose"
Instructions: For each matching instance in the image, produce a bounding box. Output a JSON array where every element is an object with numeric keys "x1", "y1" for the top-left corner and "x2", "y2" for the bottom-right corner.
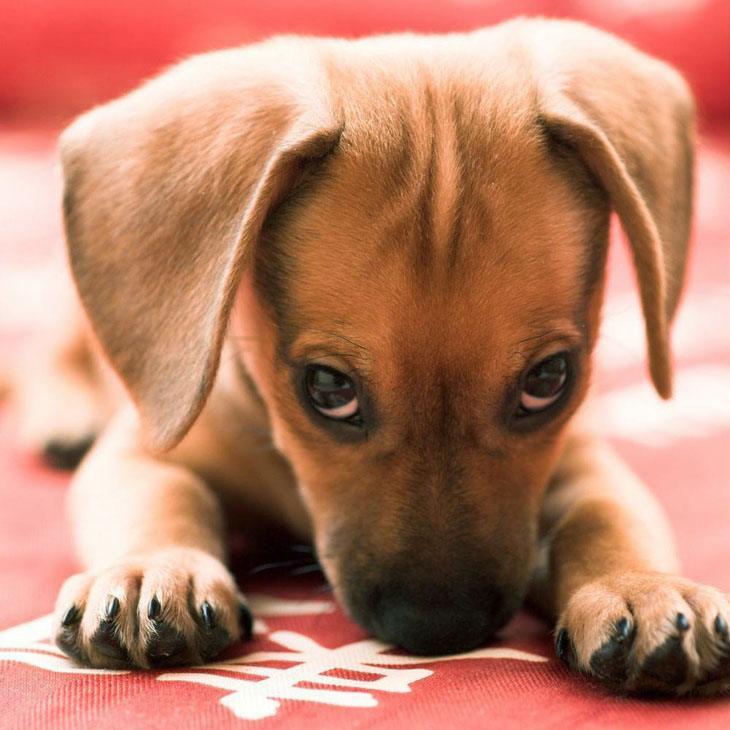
[{"x1": 373, "y1": 592, "x2": 503, "y2": 655}]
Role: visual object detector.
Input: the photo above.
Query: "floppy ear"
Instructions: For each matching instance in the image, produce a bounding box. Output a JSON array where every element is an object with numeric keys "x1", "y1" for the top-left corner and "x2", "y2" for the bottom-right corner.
[
  {"x1": 530, "y1": 21, "x2": 695, "y2": 398},
  {"x1": 60, "y1": 43, "x2": 341, "y2": 450}
]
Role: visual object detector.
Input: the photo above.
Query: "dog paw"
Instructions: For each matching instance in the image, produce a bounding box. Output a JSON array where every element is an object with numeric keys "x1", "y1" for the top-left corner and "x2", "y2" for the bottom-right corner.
[
  {"x1": 53, "y1": 548, "x2": 253, "y2": 669},
  {"x1": 555, "y1": 572, "x2": 730, "y2": 695}
]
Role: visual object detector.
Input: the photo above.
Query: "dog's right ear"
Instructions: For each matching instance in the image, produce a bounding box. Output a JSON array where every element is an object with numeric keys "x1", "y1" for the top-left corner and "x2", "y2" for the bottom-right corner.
[{"x1": 60, "y1": 43, "x2": 341, "y2": 451}]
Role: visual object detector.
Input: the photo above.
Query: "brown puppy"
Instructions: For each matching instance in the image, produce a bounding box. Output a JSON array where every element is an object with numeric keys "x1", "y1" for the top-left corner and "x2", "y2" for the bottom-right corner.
[{"x1": 11, "y1": 18, "x2": 729, "y2": 693}]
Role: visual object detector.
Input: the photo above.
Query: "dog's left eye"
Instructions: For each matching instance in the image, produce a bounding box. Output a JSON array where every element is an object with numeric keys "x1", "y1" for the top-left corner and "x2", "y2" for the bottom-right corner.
[
  {"x1": 305, "y1": 365, "x2": 360, "y2": 421},
  {"x1": 517, "y1": 352, "x2": 569, "y2": 416}
]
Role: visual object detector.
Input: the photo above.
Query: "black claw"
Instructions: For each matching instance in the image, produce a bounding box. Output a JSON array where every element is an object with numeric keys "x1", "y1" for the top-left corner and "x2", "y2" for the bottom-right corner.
[
  {"x1": 676, "y1": 612, "x2": 690, "y2": 632},
  {"x1": 104, "y1": 595, "x2": 120, "y2": 620},
  {"x1": 147, "y1": 596, "x2": 161, "y2": 621},
  {"x1": 555, "y1": 628, "x2": 571, "y2": 664},
  {"x1": 201, "y1": 601, "x2": 216, "y2": 630},
  {"x1": 614, "y1": 616, "x2": 632, "y2": 643},
  {"x1": 714, "y1": 614, "x2": 728, "y2": 639},
  {"x1": 61, "y1": 605, "x2": 80, "y2": 627},
  {"x1": 239, "y1": 603, "x2": 254, "y2": 641}
]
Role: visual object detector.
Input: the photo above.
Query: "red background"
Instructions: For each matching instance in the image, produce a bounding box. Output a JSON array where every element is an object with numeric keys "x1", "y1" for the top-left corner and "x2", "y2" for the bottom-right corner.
[
  {"x1": 0, "y1": 1, "x2": 729, "y2": 728},
  {"x1": 0, "y1": 0, "x2": 729, "y2": 126}
]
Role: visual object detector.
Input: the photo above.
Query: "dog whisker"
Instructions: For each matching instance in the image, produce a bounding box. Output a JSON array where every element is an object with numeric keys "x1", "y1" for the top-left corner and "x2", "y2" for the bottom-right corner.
[
  {"x1": 289, "y1": 564, "x2": 323, "y2": 576},
  {"x1": 249, "y1": 557, "x2": 314, "y2": 574}
]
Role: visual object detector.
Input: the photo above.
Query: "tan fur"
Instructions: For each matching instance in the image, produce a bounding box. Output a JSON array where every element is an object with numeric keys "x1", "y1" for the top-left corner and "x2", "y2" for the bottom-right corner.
[
  {"x1": 5, "y1": 285, "x2": 120, "y2": 458},
  {"x1": 8, "y1": 18, "x2": 727, "y2": 693}
]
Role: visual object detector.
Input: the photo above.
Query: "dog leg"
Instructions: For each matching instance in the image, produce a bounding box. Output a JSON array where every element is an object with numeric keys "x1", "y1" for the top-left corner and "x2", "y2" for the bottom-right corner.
[
  {"x1": 536, "y1": 434, "x2": 730, "y2": 694},
  {"x1": 11, "y1": 289, "x2": 117, "y2": 469},
  {"x1": 53, "y1": 407, "x2": 250, "y2": 668}
]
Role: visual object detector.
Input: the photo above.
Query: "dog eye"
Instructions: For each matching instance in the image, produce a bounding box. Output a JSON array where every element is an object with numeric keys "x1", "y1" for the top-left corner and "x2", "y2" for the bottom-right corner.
[
  {"x1": 305, "y1": 365, "x2": 360, "y2": 421},
  {"x1": 517, "y1": 352, "x2": 569, "y2": 415}
]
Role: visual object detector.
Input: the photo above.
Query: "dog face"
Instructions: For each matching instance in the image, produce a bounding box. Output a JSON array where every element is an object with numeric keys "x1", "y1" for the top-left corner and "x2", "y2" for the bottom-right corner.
[
  {"x1": 59, "y1": 21, "x2": 693, "y2": 653},
  {"x1": 234, "y1": 101, "x2": 608, "y2": 651}
]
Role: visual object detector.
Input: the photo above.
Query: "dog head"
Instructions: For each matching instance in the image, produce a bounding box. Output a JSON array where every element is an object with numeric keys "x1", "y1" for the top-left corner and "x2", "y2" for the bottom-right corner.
[{"x1": 60, "y1": 20, "x2": 694, "y2": 654}]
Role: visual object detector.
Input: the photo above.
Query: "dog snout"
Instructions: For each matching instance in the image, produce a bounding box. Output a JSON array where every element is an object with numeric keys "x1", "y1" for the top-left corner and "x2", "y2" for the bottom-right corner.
[{"x1": 354, "y1": 584, "x2": 508, "y2": 656}]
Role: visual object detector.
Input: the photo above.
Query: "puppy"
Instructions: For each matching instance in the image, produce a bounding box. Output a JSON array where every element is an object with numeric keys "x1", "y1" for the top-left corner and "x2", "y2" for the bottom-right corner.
[{"x1": 10, "y1": 18, "x2": 730, "y2": 694}]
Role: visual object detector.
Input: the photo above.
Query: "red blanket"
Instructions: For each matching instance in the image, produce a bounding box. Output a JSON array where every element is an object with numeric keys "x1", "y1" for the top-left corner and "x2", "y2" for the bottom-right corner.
[{"x1": 1, "y1": 130, "x2": 729, "y2": 728}]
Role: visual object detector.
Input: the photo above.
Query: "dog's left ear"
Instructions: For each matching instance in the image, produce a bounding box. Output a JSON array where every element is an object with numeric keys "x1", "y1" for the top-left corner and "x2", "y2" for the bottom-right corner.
[{"x1": 531, "y1": 21, "x2": 695, "y2": 398}]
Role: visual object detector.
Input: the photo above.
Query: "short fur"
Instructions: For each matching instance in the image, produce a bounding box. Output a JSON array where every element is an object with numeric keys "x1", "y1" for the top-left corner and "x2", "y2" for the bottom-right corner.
[{"x1": 7, "y1": 18, "x2": 729, "y2": 693}]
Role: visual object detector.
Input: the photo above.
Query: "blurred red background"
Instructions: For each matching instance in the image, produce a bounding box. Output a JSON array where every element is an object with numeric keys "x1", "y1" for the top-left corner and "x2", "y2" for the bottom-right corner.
[
  {"x1": 1, "y1": 0, "x2": 728, "y2": 128},
  {"x1": 1, "y1": 4, "x2": 730, "y2": 728}
]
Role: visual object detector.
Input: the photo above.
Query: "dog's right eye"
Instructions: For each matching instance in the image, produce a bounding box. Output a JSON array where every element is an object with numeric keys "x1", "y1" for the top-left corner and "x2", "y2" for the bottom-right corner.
[{"x1": 305, "y1": 365, "x2": 361, "y2": 422}]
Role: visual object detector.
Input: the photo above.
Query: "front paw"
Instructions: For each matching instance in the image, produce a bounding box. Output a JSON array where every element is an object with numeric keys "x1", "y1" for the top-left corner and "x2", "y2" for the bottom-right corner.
[
  {"x1": 556, "y1": 573, "x2": 730, "y2": 695},
  {"x1": 53, "y1": 547, "x2": 253, "y2": 669}
]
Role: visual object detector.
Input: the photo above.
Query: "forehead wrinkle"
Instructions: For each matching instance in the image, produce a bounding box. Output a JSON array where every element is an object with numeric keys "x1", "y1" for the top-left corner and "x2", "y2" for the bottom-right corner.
[
  {"x1": 413, "y1": 80, "x2": 436, "y2": 272},
  {"x1": 445, "y1": 91, "x2": 471, "y2": 272},
  {"x1": 412, "y1": 81, "x2": 469, "y2": 276},
  {"x1": 508, "y1": 323, "x2": 586, "y2": 366},
  {"x1": 333, "y1": 101, "x2": 436, "y2": 264}
]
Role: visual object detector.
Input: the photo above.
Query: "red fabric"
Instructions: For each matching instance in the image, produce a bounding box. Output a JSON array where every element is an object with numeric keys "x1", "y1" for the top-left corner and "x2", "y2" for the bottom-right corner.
[
  {"x1": 0, "y1": 0, "x2": 728, "y2": 124},
  {"x1": 1, "y1": 130, "x2": 730, "y2": 726}
]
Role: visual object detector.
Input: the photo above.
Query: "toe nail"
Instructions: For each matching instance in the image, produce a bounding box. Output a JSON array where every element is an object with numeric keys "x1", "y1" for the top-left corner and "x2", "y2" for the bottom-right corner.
[
  {"x1": 147, "y1": 596, "x2": 161, "y2": 621},
  {"x1": 61, "y1": 605, "x2": 79, "y2": 627},
  {"x1": 614, "y1": 616, "x2": 631, "y2": 643},
  {"x1": 714, "y1": 614, "x2": 728, "y2": 638},
  {"x1": 104, "y1": 595, "x2": 120, "y2": 620},
  {"x1": 201, "y1": 601, "x2": 216, "y2": 630},
  {"x1": 555, "y1": 628, "x2": 570, "y2": 663},
  {"x1": 239, "y1": 603, "x2": 253, "y2": 641},
  {"x1": 676, "y1": 612, "x2": 690, "y2": 632}
]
